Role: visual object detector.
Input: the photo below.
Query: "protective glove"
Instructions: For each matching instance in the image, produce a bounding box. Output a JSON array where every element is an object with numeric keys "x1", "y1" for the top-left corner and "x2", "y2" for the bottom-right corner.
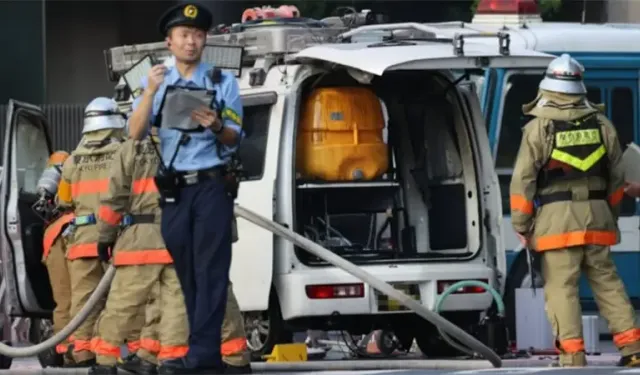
[{"x1": 97, "y1": 242, "x2": 114, "y2": 262}]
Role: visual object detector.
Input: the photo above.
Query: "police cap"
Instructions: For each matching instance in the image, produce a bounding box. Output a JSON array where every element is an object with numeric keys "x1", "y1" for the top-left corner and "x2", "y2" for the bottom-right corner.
[{"x1": 157, "y1": 2, "x2": 213, "y2": 36}]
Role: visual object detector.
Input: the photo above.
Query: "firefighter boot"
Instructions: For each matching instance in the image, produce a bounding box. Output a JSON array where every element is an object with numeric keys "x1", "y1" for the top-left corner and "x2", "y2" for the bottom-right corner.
[
  {"x1": 558, "y1": 352, "x2": 587, "y2": 367},
  {"x1": 619, "y1": 353, "x2": 640, "y2": 367},
  {"x1": 223, "y1": 363, "x2": 252, "y2": 374},
  {"x1": 63, "y1": 345, "x2": 96, "y2": 368},
  {"x1": 88, "y1": 364, "x2": 118, "y2": 375},
  {"x1": 119, "y1": 353, "x2": 158, "y2": 375}
]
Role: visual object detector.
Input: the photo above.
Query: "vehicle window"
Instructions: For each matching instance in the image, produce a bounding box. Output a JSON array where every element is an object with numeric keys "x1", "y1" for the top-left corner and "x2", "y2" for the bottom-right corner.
[
  {"x1": 238, "y1": 104, "x2": 271, "y2": 181},
  {"x1": 15, "y1": 114, "x2": 49, "y2": 195},
  {"x1": 586, "y1": 87, "x2": 602, "y2": 103},
  {"x1": 610, "y1": 87, "x2": 636, "y2": 216},
  {"x1": 495, "y1": 74, "x2": 540, "y2": 169}
]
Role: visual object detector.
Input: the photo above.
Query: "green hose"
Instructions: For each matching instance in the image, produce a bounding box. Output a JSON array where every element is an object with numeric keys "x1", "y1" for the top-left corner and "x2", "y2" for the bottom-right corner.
[{"x1": 434, "y1": 280, "x2": 505, "y2": 357}]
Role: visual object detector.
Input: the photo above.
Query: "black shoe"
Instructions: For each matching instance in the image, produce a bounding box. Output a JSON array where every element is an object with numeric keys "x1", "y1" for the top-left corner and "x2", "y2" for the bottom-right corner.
[
  {"x1": 223, "y1": 363, "x2": 252, "y2": 374},
  {"x1": 619, "y1": 353, "x2": 640, "y2": 367},
  {"x1": 64, "y1": 358, "x2": 96, "y2": 368},
  {"x1": 119, "y1": 354, "x2": 158, "y2": 375},
  {"x1": 158, "y1": 358, "x2": 222, "y2": 375},
  {"x1": 88, "y1": 364, "x2": 118, "y2": 375}
]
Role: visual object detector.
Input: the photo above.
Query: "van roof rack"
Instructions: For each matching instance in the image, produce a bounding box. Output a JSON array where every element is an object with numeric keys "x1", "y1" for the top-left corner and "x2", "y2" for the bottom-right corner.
[{"x1": 104, "y1": 7, "x2": 511, "y2": 82}]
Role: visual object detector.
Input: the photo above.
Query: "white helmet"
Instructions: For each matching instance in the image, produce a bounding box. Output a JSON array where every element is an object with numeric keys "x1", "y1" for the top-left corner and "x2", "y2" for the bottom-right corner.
[
  {"x1": 539, "y1": 53, "x2": 587, "y2": 95},
  {"x1": 82, "y1": 97, "x2": 126, "y2": 134}
]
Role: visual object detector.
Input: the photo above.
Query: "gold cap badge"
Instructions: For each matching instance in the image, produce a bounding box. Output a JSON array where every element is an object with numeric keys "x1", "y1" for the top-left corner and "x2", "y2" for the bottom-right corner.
[{"x1": 184, "y1": 5, "x2": 198, "y2": 19}]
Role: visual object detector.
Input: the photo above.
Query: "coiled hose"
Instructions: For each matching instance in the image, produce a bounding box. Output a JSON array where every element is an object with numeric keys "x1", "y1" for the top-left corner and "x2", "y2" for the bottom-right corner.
[
  {"x1": 435, "y1": 280, "x2": 506, "y2": 357},
  {"x1": 0, "y1": 266, "x2": 116, "y2": 357},
  {"x1": 0, "y1": 205, "x2": 502, "y2": 368},
  {"x1": 234, "y1": 205, "x2": 502, "y2": 368}
]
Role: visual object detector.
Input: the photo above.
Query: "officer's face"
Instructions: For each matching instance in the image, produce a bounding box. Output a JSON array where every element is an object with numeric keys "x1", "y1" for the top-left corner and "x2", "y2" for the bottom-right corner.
[{"x1": 167, "y1": 26, "x2": 206, "y2": 63}]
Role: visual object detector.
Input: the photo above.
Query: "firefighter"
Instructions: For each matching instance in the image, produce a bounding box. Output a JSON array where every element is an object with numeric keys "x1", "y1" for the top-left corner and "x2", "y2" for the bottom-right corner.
[
  {"x1": 37, "y1": 151, "x2": 75, "y2": 366},
  {"x1": 510, "y1": 53, "x2": 640, "y2": 367},
  {"x1": 127, "y1": 3, "x2": 244, "y2": 373},
  {"x1": 58, "y1": 97, "x2": 127, "y2": 366}
]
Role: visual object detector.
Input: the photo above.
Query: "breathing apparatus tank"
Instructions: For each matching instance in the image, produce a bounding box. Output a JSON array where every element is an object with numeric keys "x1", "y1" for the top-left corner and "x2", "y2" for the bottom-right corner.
[{"x1": 32, "y1": 151, "x2": 70, "y2": 222}]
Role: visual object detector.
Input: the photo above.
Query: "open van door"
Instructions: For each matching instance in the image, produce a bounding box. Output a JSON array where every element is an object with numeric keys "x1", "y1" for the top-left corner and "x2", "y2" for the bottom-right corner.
[
  {"x1": 0, "y1": 100, "x2": 55, "y2": 317},
  {"x1": 290, "y1": 39, "x2": 555, "y2": 75}
]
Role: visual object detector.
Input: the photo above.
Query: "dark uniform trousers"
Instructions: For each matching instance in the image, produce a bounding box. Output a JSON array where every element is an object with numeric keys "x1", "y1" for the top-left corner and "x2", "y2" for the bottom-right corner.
[{"x1": 161, "y1": 177, "x2": 233, "y2": 369}]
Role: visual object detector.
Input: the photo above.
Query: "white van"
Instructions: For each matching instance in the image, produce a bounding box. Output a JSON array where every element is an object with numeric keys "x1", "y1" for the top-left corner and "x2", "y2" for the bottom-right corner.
[{"x1": 0, "y1": 17, "x2": 554, "y2": 361}]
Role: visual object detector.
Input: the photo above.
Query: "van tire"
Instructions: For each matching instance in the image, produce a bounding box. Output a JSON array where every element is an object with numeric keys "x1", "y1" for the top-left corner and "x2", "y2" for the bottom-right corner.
[
  {"x1": 244, "y1": 290, "x2": 292, "y2": 360},
  {"x1": 0, "y1": 339, "x2": 11, "y2": 369},
  {"x1": 501, "y1": 250, "x2": 543, "y2": 344}
]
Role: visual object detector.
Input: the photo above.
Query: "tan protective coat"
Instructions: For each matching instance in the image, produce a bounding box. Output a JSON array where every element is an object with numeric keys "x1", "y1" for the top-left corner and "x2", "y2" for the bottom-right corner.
[
  {"x1": 92, "y1": 137, "x2": 187, "y2": 365},
  {"x1": 42, "y1": 213, "x2": 74, "y2": 360},
  {"x1": 60, "y1": 129, "x2": 125, "y2": 361},
  {"x1": 510, "y1": 90, "x2": 640, "y2": 364}
]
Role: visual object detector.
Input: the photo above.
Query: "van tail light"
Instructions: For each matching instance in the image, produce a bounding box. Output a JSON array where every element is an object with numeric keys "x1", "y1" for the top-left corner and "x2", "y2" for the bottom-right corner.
[
  {"x1": 437, "y1": 279, "x2": 489, "y2": 294},
  {"x1": 305, "y1": 283, "x2": 365, "y2": 299}
]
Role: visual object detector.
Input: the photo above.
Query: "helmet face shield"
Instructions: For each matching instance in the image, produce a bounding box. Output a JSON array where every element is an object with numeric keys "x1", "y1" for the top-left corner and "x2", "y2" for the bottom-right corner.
[
  {"x1": 82, "y1": 97, "x2": 127, "y2": 134},
  {"x1": 539, "y1": 53, "x2": 587, "y2": 95}
]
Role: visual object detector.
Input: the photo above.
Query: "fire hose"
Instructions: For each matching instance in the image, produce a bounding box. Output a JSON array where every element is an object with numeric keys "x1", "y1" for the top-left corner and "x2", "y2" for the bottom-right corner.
[{"x1": 0, "y1": 205, "x2": 502, "y2": 369}]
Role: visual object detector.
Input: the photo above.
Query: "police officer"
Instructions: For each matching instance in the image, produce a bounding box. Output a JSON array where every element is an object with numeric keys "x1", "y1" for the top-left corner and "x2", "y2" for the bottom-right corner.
[
  {"x1": 127, "y1": 2, "x2": 244, "y2": 374},
  {"x1": 510, "y1": 53, "x2": 640, "y2": 367},
  {"x1": 58, "y1": 97, "x2": 127, "y2": 366}
]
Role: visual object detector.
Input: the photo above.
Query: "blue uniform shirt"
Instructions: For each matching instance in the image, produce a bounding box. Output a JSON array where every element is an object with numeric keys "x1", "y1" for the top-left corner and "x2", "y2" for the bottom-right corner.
[{"x1": 129, "y1": 60, "x2": 243, "y2": 171}]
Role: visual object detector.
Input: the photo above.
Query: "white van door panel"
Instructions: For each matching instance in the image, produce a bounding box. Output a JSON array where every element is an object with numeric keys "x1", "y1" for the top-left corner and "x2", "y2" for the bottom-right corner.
[
  {"x1": 231, "y1": 93, "x2": 281, "y2": 312},
  {"x1": 457, "y1": 84, "x2": 507, "y2": 293},
  {"x1": 291, "y1": 42, "x2": 555, "y2": 76},
  {"x1": 0, "y1": 100, "x2": 53, "y2": 316}
]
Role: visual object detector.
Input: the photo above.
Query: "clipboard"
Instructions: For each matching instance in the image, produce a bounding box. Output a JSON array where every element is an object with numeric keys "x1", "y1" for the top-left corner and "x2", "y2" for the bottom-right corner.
[
  {"x1": 122, "y1": 54, "x2": 158, "y2": 98},
  {"x1": 155, "y1": 85, "x2": 217, "y2": 131}
]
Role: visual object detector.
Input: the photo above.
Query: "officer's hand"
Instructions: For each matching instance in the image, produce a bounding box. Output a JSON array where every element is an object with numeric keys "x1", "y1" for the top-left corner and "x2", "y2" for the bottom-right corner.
[
  {"x1": 147, "y1": 65, "x2": 166, "y2": 94},
  {"x1": 191, "y1": 106, "x2": 221, "y2": 130},
  {"x1": 97, "y1": 242, "x2": 114, "y2": 262},
  {"x1": 624, "y1": 182, "x2": 640, "y2": 198}
]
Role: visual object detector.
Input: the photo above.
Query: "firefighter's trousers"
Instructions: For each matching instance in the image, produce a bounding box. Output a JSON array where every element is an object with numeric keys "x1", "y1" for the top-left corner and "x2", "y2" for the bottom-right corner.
[
  {"x1": 68, "y1": 257, "x2": 107, "y2": 362},
  {"x1": 136, "y1": 283, "x2": 162, "y2": 365},
  {"x1": 542, "y1": 245, "x2": 640, "y2": 366},
  {"x1": 221, "y1": 282, "x2": 251, "y2": 367},
  {"x1": 92, "y1": 264, "x2": 188, "y2": 366},
  {"x1": 44, "y1": 236, "x2": 72, "y2": 359}
]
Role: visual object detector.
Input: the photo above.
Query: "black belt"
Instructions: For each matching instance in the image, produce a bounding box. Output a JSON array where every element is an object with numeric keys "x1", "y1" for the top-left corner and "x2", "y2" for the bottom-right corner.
[
  {"x1": 121, "y1": 214, "x2": 156, "y2": 226},
  {"x1": 537, "y1": 190, "x2": 607, "y2": 206},
  {"x1": 177, "y1": 166, "x2": 226, "y2": 186}
]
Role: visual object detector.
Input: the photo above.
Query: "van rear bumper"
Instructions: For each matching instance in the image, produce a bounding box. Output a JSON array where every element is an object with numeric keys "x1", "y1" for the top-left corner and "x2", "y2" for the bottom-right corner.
[{"x1": 274, "y1": 263, "x2": 495, "y2": 321}]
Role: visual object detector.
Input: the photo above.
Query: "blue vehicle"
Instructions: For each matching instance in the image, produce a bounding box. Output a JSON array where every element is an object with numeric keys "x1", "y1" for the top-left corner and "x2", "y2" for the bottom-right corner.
[{"x1": 429, "y1": 0, "x2": 640, "y2": 339}]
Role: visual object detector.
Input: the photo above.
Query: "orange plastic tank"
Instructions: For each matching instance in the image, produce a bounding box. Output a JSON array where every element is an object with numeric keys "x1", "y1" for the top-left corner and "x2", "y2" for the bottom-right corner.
[{"x1": 296, "y1": 87, "x2": 389, "y2": 181}]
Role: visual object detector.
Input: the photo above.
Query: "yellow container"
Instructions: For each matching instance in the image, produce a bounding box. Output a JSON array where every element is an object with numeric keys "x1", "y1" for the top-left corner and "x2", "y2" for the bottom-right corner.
[{"x1": 296, "y1": 87, "x2": 389, "y2": 181}]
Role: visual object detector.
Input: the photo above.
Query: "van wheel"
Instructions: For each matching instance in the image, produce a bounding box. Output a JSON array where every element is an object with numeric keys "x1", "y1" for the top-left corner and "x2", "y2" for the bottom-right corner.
[
  {"x1": 243, "y1": 291, "x2": 292, "y2": 360},
  {"x1": 414, "y1": 313, "x2": 477, "y2": 358},
  {"x1": 29, "y1": 318, "x2": 62, "y2": 368},
  {"x1": 502, "y1": 251, "x2": 544, "y2": 343},
  {"x1": 0, "y1": 339, "x2": 11, "y2": 369}
]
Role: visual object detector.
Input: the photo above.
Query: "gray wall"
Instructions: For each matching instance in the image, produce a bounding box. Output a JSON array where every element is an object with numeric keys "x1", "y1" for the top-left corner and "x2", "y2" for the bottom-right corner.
[
  {"x1": 45, "y1": 1, "x2": 175, "y2": 105},
  {"x1": 607, "y1": 0, "x2": 640, "y2": 22},
  {"x1": 0, "y1": 1, "x2": 45, "y2": 104}
]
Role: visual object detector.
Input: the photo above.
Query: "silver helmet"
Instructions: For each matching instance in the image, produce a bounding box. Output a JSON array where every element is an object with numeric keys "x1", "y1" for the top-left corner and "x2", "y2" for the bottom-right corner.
[
  {"x1": 82, "y1": 97, "x2": 126, "y2": 134},
  {"x1": 539, "y1": 53, "x2": 587, "y2": 95}
]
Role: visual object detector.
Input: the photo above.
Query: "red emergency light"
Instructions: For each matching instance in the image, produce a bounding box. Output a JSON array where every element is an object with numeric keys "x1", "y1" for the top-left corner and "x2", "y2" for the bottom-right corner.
[{"x1": 476, "y1": 0, "x2": 539, "y2": 15}]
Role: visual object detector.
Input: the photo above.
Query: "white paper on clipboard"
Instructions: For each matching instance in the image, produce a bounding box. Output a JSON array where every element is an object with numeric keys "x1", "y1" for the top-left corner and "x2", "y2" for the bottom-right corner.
[
  {"x1": 123, "y1": 55, "x2": 154, "y2": 97},
  {"x1": 159, "y1": 87, "x2": 215, "y2": 131},
  {"x1": 622, "y1": 142, "x2": 640, "y2": 183}
]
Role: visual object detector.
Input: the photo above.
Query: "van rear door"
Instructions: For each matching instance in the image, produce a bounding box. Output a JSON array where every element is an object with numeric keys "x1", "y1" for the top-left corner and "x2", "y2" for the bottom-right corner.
[
  {"x1": 0, "y1": 100, "x2": 55, "y2": 317},
  {"x1": 290, "y1": 39, "x2": 554, "y2": 75}
]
